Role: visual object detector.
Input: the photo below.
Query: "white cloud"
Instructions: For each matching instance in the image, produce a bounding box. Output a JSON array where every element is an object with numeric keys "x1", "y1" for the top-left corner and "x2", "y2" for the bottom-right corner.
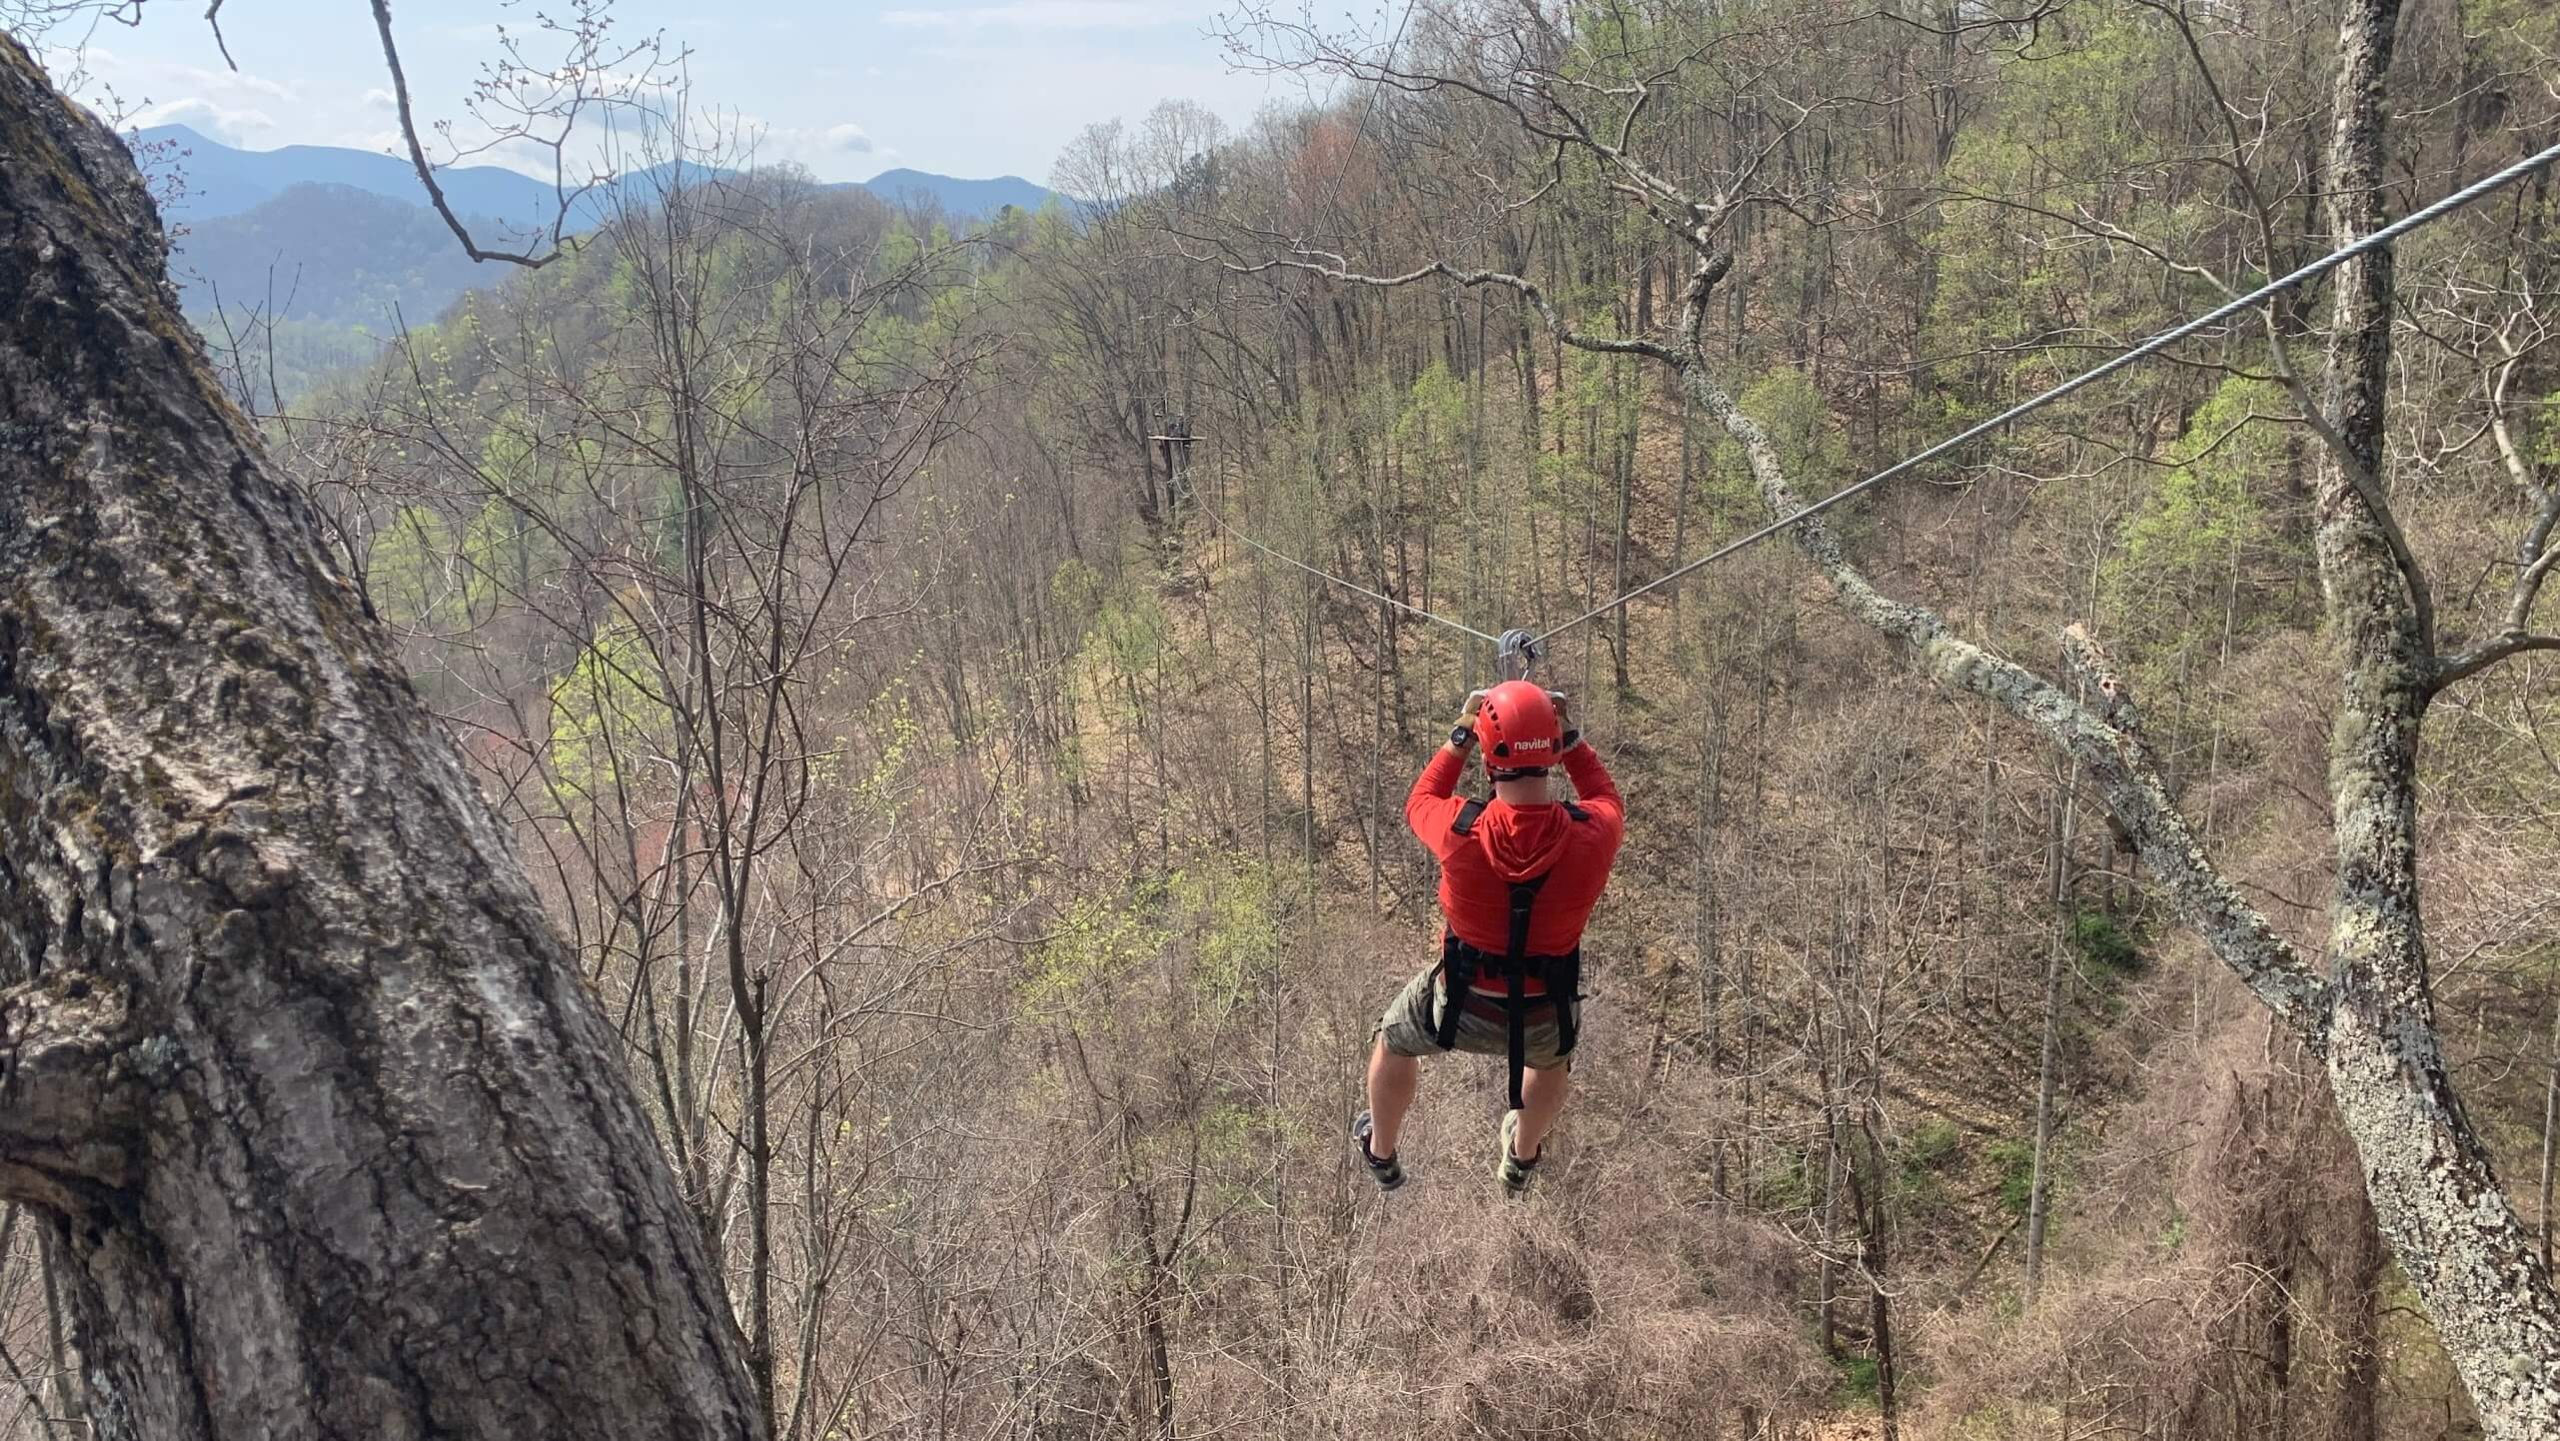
[
  {"x1": 35, "y1": 42, "x2": 109, "y2": 76},
  {"x1": 363, "y1": 88, "x2": 398, "y2": 110},
  {"x1": 732, "y1": 117, "x2": 889, "y2": 177},
  {"x1": 166, "y1": 64, "x2": 293, "y2": 101},
  {"x1": 40, "y1": 40, "x2": 300, "y2": 136},
  {"x1": 133, "y1": 96, "x2": 278, "y2": 142},
  {"x1": 883, "y1": 2, "x2": 1196, "y2": 31}
]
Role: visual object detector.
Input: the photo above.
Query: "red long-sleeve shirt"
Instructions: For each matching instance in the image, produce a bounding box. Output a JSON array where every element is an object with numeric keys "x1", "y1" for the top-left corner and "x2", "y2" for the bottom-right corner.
[{"x1": 1406, "y1": 741, "x2": 1625, "y2": 989}]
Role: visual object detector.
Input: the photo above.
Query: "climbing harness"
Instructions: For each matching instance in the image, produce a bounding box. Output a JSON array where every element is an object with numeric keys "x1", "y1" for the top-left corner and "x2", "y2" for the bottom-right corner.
[
  {"x1": 1162, "y1": 136, "x2": 2560, "y2": 664},
  {"x1": 1436, "y1": 796, "x2": 1590, "y2": 1112}
]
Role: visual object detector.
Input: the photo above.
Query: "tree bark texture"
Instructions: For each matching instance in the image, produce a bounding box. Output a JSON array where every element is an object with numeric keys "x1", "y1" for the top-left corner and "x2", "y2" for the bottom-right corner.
[
  {"x1": 0, "y1": 35, "x2": 764, "y2": 1441},
  {"x1": 2306, "y1": 1, "x2": 2560, "y2": 1431}
]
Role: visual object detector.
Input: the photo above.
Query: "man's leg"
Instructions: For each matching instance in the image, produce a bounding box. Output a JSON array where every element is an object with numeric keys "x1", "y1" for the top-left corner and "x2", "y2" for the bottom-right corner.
[
  {"x1": 1365, "y1": 1036, "x2": 1421, "y2": 1158},
  {"x1": 1510, "y1": 1060, "x2": 1571, "y2": 1162}
]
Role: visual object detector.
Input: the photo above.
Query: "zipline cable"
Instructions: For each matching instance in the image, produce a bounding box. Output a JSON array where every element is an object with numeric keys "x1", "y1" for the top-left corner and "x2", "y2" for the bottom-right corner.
[
  {"x1": 1531, "y1": 134, "x2": 2560, "y2": 649},
  {"x1": 1314, "y1": 0, "x2": 1420, "y2": 220},
  {"x1": 1176, "y1": 137, "x2": 2560, "y2": 667},
  {"x1": 1186, "y1": 473, "x2": 1503, "y2": 645}
]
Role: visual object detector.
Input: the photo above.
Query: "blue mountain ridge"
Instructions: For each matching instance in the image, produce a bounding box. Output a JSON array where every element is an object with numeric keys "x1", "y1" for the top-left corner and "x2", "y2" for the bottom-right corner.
[{"x1": 136, "y1": 124, "x2": 1053, "y2": 225}]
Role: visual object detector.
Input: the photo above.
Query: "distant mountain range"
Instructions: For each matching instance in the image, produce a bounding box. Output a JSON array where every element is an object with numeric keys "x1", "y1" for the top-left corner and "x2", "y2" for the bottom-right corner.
[
  {"x1": 138, "y1": 124, "x2": 1054, "y2": 226},
  {"x1": 858, "y1": 167, "x2": 1056, "y2": 220},
  {"x1": 166, "y1": 181, "x2": 497, "y2": 324},
  {"x1": 139, "y1": 125, "x2": 1054, "y2": 392}
]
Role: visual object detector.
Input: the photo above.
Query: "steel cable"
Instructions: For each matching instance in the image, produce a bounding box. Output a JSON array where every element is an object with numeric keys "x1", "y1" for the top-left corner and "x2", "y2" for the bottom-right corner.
[
  {"x1": 1531, "y1": 135, "x2": 2560, "y2": 648},
  {"x1": 1187, "y1": 481, "x2": 1501, "y2": 644},
  {"x1": 1178, "y1": 138, "x2": 2560, "y2": 666}
]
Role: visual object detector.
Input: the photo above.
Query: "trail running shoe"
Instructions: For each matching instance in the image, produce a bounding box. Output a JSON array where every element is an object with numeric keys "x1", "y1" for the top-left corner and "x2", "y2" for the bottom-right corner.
[
  {"x1": 1352, "y1": 1110, "x2": 1405, "y2": 1191},
  {"x1": 1497, "y1": 1110, "x2": 1541, "y2": 1197}
]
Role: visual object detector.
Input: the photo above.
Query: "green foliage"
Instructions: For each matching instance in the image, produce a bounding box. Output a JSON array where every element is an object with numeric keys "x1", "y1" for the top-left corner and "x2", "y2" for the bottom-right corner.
[
  {"x1": 2102, "y1": 376, "x2": 2310, "y2": 681},
  {"x1": 837, "y1": 679, "x2": 922, "y2": 823},
  {"x1": 1921, "y1": 9, "x2": 2210, "y2": 439},
  {"x1": 1022, "y1": 857, "x2": 1283, "y2": 1023},
  {"x1": 1833, "y1": 1352, "x2": 1883, "y2": 1405},
  {"x1": 459, "y1": 497, "x2": 562, "y2": 621},
  {"x1": 1706, "y1": 365, "x2": 1852, "y2": 517},
  {"x1": 1170, "y1": 864, "x2": 1279, "y2": 1009},
  {"x1": 1905, "y1": 1120, "x2": 1964, "y2": 1171},
  {"x1": 1052, "y1": 552, "x2": 1171, "y2": 729},
  {"x1": 2119, "y1": 379, "x2": 2291, "y2": 555},
  {"x1": 1896, "y1": 1119, "x2": 1965, "y2": 1213},
  {"x1": 1024, "y1": 884, "x2": 1170, "y2": 1019},
  {"x1": 1988, "y1": 1138, "x2": 2039, "y2": 1217},
  {"x1": 1394, "y1": 359, "x2": 1469, "y2": 470},
  {"x1": 2067, "y1": 908, "x2": 2143, "y2": 973},
  {"x1": 1759, "y1": 1150, "x2": 1816, "y2": 1213},
  {"x1": 546, "y1": 619, "x2": 672, "y2": 800}
]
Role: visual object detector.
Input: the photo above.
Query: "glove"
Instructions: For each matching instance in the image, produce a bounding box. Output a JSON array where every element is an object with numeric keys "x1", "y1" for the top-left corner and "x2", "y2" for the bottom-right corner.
[
  {"x1": 1547, "y1": 690, "x2": 1582, "y2": 753},
  {"x1": 1448, "y1": 689, "x2": 1488, "y2": 749}
]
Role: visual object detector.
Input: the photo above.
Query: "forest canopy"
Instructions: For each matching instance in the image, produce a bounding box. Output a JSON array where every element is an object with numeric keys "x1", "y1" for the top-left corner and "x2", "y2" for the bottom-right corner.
[{"x1": 1, "y1": 0, "x2": 2558, "y2": 1437}]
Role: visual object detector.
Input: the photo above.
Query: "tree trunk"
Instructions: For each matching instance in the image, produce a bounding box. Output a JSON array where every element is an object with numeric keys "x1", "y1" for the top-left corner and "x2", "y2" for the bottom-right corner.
[
  {"x1": 2021, "y1": 755, "x2": 2075, "y2": 1307},
  {"x1": 2310, "y1": 0, "x2": 2560, "y2": 1431},
  {"x1": 0, "y1": 36, "x2": 763, "y2": 1441}
]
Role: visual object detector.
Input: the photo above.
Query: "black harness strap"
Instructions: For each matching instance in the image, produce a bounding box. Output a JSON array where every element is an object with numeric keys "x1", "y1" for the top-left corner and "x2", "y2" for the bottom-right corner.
[
  {"x1": 1499, "y1": 874, "x2": 1549, "y2": 1110},
  {"x1": 1433, "y1": 799, "x2": 1493, "y2": 1053},
  {"x1": 1436, "y1": 796, "x2": 1591, "y2": 1111}
]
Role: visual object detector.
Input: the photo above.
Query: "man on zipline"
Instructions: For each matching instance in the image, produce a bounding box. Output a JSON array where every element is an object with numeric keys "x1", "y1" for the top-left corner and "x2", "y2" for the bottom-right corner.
[{"x1": 1354, "y1": 680, "x2": 1625, "y2": 1196}]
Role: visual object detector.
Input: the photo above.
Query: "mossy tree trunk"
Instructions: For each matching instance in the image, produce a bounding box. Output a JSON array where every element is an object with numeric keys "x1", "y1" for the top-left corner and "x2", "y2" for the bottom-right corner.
[{"x1": 0, "y1": 33, "x2": 764, "y2": 1441}]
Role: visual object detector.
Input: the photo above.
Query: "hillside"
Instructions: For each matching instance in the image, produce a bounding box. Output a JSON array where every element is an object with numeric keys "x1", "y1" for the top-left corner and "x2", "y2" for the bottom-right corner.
[
  {"x1": 139, "y1": 123, "x2": 566, "y2": 228},
  {"x1": 169, "y1": 181, "x2": 497, "y2": 326},
  {"x1": 5, "y1": 3, "x2": 2559, "y2": 1440},
  {"x1": 246, "y1": 10, "x2": 2560, "y2": 1424}
]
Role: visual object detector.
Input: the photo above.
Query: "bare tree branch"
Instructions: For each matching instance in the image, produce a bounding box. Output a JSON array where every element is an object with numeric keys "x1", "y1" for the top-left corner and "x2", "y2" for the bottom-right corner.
[{"x1": 1218, "y1": 251, "x2": 1681, "y2": 363}]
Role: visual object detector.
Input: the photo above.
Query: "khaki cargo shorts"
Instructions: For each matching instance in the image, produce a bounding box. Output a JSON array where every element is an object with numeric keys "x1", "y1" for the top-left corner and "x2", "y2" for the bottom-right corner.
[{"x1": 1375, "y1": 964, "x2": 1576, "y2": 1071}]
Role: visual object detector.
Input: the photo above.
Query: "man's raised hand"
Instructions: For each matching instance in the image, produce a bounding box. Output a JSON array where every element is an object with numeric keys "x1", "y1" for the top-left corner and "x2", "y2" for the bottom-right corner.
[
  {"x1": 1448, "y1": 689, "x2": 1489, "y2": 748},
  {"x1": 1547, "y1": 690, "x2": 1583, "y2": 752}
]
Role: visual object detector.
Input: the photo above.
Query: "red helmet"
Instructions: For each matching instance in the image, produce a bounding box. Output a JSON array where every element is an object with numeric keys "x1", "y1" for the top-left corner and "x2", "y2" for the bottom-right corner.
[{"x1": 1475, "y1": 680, "x2": 1562, "y2": 771}]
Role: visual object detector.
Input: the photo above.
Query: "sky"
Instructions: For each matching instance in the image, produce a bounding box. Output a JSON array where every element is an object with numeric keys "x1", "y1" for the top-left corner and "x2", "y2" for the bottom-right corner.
[{"x1": 26, "y1": 0, "x2": 1342, "y2": 185}]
